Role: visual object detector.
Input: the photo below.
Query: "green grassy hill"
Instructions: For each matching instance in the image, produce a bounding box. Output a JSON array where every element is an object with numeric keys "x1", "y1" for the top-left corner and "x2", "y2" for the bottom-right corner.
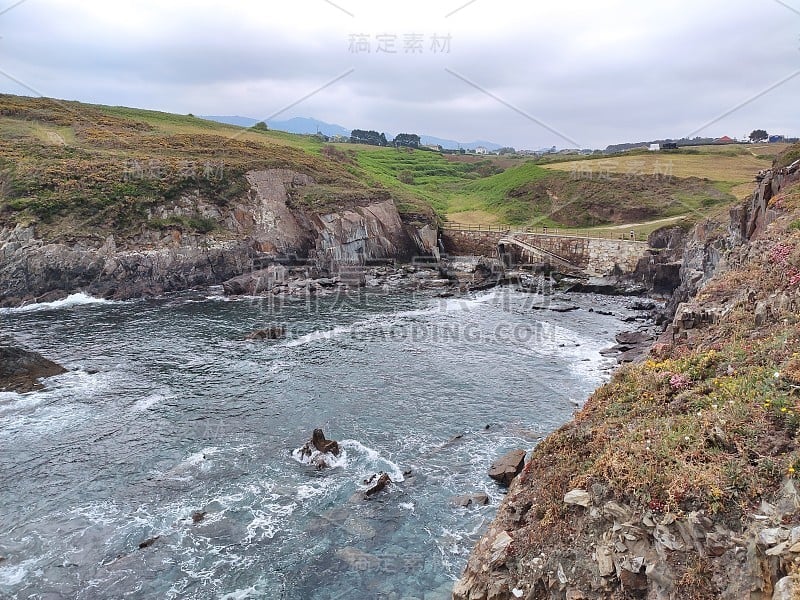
[{"x1": 0, "y1": 94, "x2": 772, "y2": 237}]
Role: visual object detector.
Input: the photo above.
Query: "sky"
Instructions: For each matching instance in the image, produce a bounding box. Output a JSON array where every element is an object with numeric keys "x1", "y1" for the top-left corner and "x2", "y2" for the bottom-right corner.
[{"x1": 1, "y1": 0, "x2": 798, "y2": 149}]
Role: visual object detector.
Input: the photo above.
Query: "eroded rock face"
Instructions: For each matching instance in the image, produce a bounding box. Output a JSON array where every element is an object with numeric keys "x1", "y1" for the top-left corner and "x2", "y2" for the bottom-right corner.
[
  {"x1": 0, "y1": 169, "x2": 437, "y2": 307},
  {"x1": 453, "y1": 477, "x2": 800, "y2": 600},
  {"x1": 0, "y1": 345, "x2": 67, "y2": 392}
]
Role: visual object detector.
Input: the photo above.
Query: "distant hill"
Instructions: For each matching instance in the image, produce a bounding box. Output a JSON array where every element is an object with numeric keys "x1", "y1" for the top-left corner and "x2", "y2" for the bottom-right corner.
[
  {"x1": 201, "y1": 115, "x2": 503, "y2": 150},
  {"x1": 201, "y1": 115, "x2": 350, "y2": 137},
  {"x1": 268, "y1": 117, "x2": 351, "y2": 138},
  {"x1": 419, "y1": 135, "x2": 503, "y2": 151}
]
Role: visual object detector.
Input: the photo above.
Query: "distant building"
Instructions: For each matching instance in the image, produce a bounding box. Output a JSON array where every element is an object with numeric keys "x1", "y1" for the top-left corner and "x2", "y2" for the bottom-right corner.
[
  {"x1": 474, "y1": 146, "x2": 488, "y2": 155},
  {"x1": 649, "y1": 143, "x2": 661, "y2": 152},
  {"x1": 421, "y1": 144, "x2": 443, "y2": 152},
  {"x1": 662, "y1": 142, "x2": 678, "y2": 150},
  {"x1": 716, "y1": 136, "x2": 735, "y2": 144},
  {"x1": 769, "y1": 135, "x2": 786, "y2": 143},
  {"x1": 330, "y1": 135, "x2": 349, "y2": 143}
]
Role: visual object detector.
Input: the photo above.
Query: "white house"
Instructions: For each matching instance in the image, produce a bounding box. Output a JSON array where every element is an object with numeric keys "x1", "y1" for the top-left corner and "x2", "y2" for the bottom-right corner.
[
  {"x1": 474, "y1": 146, "x2": 488, "y2": 155},
  {"x1": 649, "y1": 143, "x2": 661, "y2": 152}
]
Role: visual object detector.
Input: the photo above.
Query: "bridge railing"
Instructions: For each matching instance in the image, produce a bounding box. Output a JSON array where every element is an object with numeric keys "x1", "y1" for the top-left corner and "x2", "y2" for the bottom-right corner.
[{"x1": 442, "y1": 222, "x2": 643, "y2": 241}]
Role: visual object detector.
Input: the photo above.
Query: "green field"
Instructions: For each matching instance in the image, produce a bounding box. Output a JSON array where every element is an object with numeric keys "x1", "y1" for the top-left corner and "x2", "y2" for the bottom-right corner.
[{"x1": 1, "y1": 93, "x2": 791, "y2": 236}]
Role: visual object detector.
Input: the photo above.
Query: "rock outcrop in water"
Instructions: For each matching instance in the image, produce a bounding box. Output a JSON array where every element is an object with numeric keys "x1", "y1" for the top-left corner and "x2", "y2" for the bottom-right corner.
[
  {"x1": 0, "y1": 345, "x2": 67, "y2": 393},
  {"x1": 487, "y1": 449, "x2": 526, "y2": 487},
  {"x1": 0, "y1": 169, "x2": 438, "y2": 307},
  {"x1": 364, "y1": 472, "x2": 392, "y2": 497},
  {"x1": 298, "y1": 429, "x2": 342, "y2": 470},
  {"x1": 245, "y1": 326, "x2": 286, "y2": 340}
]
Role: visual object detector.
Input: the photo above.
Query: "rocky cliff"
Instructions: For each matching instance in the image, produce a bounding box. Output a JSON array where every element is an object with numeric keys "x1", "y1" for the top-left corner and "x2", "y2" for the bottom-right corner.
[
  {"x1": 453, "y1": 156, "x2": 800, "y2": 599},
  {"x1": 0, "y1": 168, "x2": 437, "y2": 307}
]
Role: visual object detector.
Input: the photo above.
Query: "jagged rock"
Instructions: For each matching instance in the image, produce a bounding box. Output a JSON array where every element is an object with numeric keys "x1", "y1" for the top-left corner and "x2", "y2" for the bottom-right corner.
[
  {"x1": 563, "y1": 489, "x2": 591, "y2": 507},
  {"x1": 245, "y1": 326, "x2": 286, "y2": 340},
  {"x1": 298, "y1": 428, "x2": 341, "y2": 470},
  {"x1": 619, "y1": 568, "x2": 648, "y2": 591},
  {"x1": 489, "y1": 530, "x2": 513, "y2": 566},
  {"x1": 138, "y1": 536, "x2": 160, "y2": 549},
  {"x1": 0, "y1": 345, "x2": 67, "y2": 393},
  {"x1": 310, "y1": 428, "x2": 340, "y2": 456},
  {"x1": 364, "y1": 472, "x2": 391, "y2": 497},
  {"x1": 615, "y1": 331, "x2": 653, "y2": 345},
  {"x1": 603, "y1": 501, "x2": 632, "y2": 522},
  {"x1": 595, "y1": 544, "x2": 614, "y2": 576},
  {"x1": 773, "y1": 576, "x2": 795, "y2": 600},
  {"x1": 758, "y1": 528, "x2": 789, "y2": 547},
  {"x1": 451, "y1": 492, "x2": 490, "y2": 508},
  {"x1": 755, "y1": 301, "x2": 770, "y2": 326},
  {"x1": 488, "y1": 450, "x2": 526, "y2": 486}
]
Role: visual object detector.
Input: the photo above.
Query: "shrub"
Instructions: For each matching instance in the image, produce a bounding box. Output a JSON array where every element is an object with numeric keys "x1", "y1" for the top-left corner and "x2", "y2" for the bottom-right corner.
[{"x1": 397, "y1": 170, "x2": 415, "y2": 184}]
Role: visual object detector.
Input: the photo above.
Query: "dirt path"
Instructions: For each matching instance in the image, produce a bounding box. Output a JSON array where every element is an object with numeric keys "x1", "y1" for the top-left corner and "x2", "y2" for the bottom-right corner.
[{"x1": 599, "y1": 215, "x2": 687, "y2": 230}]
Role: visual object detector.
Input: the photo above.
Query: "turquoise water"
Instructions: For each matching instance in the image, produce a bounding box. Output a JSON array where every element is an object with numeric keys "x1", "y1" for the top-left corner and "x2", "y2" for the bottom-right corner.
[{"x1": 0, "y1": 287, "x2": 633, "y2": 599}]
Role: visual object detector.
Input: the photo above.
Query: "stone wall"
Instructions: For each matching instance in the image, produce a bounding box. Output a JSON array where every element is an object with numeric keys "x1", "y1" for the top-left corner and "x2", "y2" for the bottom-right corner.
[
  {"x1": 443, "y1": 229, "x2": 649, "y2": 277},
  {"x1": 441, "y1": 230, "x2": 504, "y2": 257}
]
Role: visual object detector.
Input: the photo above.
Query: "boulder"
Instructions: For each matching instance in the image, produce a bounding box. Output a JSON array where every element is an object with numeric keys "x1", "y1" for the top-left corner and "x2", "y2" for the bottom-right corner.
[
  {"x1": 450, "y1": 492, "x2": 490, "y2": 508},
  {"x1": 774, "y1": 576, "x2": 795, "y2": 600},
  {"x1": 137, "y1": 536, "x2": 160, "y2": 549},
  {"x1": 488, "y1": 449, "x2": 526, "y2": 486},
  {"x1": 615, "y1": 331, "x2": 653, "y2": 345},
  {"x1": 245, "y1": 326, "x2": 286, "y2": 340},
  {"x1": 563, "y1": 489, "x2": 591, "y2": 507},
  {"x1": 365, "y1": 472, "x2": 392, "y2": 497},
  {"x1": 0, "y1": 345, "x2": 67, "y2": 393},
  {"x1": 299, "y1": 428, "x2": 340, "y2": 462}
]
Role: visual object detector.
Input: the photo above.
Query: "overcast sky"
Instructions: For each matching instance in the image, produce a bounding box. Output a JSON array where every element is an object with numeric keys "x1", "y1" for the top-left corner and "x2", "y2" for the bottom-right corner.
[{"x1": 1, "y1": 0, "x2": 798, "y2": 149}]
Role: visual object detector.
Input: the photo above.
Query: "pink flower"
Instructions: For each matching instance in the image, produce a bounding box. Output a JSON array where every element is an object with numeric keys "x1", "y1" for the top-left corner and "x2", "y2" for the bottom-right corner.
[
  {"x1": 769, "y1": 243, "x2": 793, "y2": 266},
  {"x1": 669, "y1": 373, "x2": 691, "y2": 390}
]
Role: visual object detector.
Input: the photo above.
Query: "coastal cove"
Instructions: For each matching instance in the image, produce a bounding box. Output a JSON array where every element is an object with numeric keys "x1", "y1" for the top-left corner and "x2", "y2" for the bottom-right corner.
[{"x1": 0, "y1": 287, "x2": 647, "y2": 599}]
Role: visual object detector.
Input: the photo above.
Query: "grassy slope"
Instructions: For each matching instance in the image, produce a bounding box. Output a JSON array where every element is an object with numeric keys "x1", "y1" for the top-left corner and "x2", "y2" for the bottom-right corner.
[
  {"x1": 0, "y1": 94, "x2": 778, "y2": 235},
  {"x1": 0, "y1": 95, "x2": 432, "y2": 239},
  {"x1": 475, "y1": 178, "x2": 800, "y2": 597},
  {"x1": 351, "y1": 144, "x2": 764, "y2": 228}
]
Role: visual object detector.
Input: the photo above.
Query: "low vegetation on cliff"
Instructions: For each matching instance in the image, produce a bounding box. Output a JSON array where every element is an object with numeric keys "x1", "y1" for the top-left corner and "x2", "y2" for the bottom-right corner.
[{"x1": 455, "y1": 149, "x2": 800, "y2": 599}]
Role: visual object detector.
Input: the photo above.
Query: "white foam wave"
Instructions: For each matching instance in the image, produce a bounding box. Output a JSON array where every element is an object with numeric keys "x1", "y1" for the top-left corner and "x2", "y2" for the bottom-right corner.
[
  {"x1": 0, "y1": 392, "x2": 44, "y2": 414},
  {"x1": 291, "y1": 446, "x2": 348, "y2": 470},
  {"x1": 285, "y1": 292, "x2": 497, "y2": 349},
  {"x1": 286, "y1": 325, "x2": 354, "y2": 348},
  {"x1": 220, "y1": 586, "x2": 260, "y2": 600},
  {"x1": 296, "y1": 483, "x2": 331, "y2": 500},
  {"x1": 340, "y1": 439, "x2": 405, "y2": 482},
  {"x1": 1, "y1": 292, "x2": 119, "y2": 313},
  {"x1": 132, "y1": 393, "x2": 171, "y2": 412},
  {"x1": 0, "y1": 558, "x2": 38, "y2": 587}
]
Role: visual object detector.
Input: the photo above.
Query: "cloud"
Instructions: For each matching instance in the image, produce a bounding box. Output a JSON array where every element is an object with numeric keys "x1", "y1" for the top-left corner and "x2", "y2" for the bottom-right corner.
[{"x1": 1, "y1": 0, "x2": 798, "y2": 148}]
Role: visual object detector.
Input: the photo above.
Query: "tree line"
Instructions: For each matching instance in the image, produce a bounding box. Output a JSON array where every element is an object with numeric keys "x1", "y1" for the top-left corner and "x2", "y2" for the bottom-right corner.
[{"x1": 350, "y1": 130, "x2": 421, "y2": 148}]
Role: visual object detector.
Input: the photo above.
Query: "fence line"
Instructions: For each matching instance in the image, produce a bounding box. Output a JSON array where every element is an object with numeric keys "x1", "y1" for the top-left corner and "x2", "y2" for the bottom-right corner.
[{"x1": 441, "y1": 222, "x2": 642, "y2": 241}]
